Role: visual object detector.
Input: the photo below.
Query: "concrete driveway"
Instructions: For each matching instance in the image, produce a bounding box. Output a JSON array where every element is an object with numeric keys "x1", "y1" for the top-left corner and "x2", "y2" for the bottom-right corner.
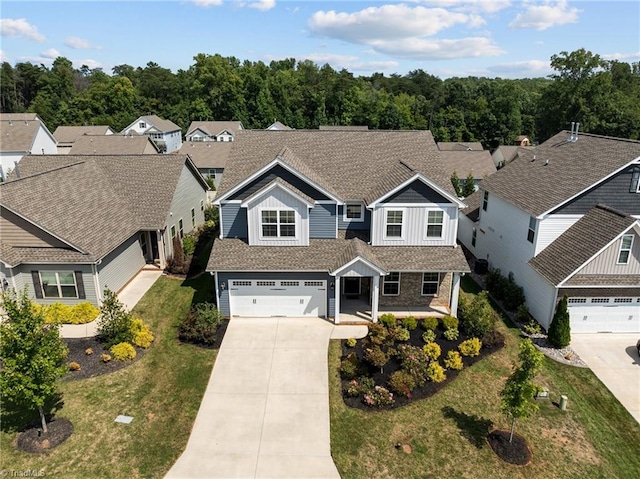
[
  {"x1": 570, "y1": 334, "x2": 640, "y2": 423},
  {"x1": 165, "y1": 317, "x2": 363, "y2": 479}
]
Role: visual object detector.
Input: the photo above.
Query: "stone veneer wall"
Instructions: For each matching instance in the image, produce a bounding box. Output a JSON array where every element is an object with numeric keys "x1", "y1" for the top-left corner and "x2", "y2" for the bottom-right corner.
[{"x1": 379, "y1": 272, "x2": 452, "y2": 309}]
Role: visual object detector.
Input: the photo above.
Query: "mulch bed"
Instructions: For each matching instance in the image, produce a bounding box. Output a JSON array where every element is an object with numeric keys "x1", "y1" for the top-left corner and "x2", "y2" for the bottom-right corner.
[
  {"x1": 340, "y1": 326, "x2": 504, "y2": 410},
  {"x1": 64, "y1": 337, "x2": 147, "y2": 381},
  {"x1": 487, "y1": 429, "x2": 533, "y2": 465},
  {"x1": 16, "y1": 417, "x2": 74, "y2": 454}
]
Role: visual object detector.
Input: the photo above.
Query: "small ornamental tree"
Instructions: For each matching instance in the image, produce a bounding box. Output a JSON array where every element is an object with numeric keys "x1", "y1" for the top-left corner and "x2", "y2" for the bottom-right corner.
[
  {"x1": 97, "y1": 288, "x2": 134, "y2": 348},
  {"x1": 451, "y1": 171, "x2": 462, "y2": 197},
  {"x1": 500, "y1": 339, "x2": 544, "y2": 442},
  {"x1": 548, "y1": 295, "x2": 571, "y2": 348},
  {"x1": 0, "y1": 290, "x2": 69, "y2": 433},
  {"x1": 462, "y1": 171, "x2": 476, "y2": 197}
]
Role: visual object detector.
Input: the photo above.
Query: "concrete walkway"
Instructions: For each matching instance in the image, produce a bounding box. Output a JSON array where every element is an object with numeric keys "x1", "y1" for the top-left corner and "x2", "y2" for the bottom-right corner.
[
  {"x1": 60, "y1": 270, "x2": 163, "y2": 338},
  {"x1": 166, "y1": 318, "x2": 367, "y2": 479},
  {"x1": 571, "y1": 333, "x2": 640, "y2": 424}
]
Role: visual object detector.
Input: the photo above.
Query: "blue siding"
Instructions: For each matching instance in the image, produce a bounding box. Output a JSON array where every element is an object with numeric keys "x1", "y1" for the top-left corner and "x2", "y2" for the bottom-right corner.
[
  {"x1": 337, "y1": 205, "x2": 371, "y2": 231},
  {"x1": 216, "y1": 271, "x2": 333, "y2": 317},
  {"x1": 228, "y1": 164, "x2": 329, "y2": 201},
  {"x1": 383, "y1": 180, "x2": 449, "y2": 204},
  {"x1": 310, "y1": 204, "x2": 336, "y2": 238},
  {"x1": 221, "y1": 204, "x2": 248, "y2": 238}
]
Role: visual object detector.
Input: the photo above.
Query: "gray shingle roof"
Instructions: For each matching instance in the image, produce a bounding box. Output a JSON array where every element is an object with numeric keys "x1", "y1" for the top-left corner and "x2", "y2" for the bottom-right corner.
[
  {"x1": 186, "y1": 121, "x2": 243, "y2": 137},
  {"x1": 437, "y1": 142, "x2": 484, "y2": 151},
  {"x1": 69, "y1": 135, "x2": 159, "y2": 154},
  {"x1": 461, "y1": 189, "x2": 481, "y2": 222},
  {"x1": 134, "y1": 115, "x2": 181, "y2": 133},
  {"x1": 53, "y1": 125, "x2": 114, "y2": 144},
  {"x1": 529, "y1": 205, "x2": 639, "y2": 286},
  {"x1": 0, "y1": 120, "x2": 45, "y2": 152},
  {"x1": 441, "y1": 150, "x2": 496, "y2": 180},
  {"x1": 319, "y1": 125, "x2": 369, "y2": 131},
  {"x1": 481, "y1": 131, "x2": 640, "y2": 217},
  {"x1": 0, "y1": 113, "x2": 40, "y2": 121},
  {"x1": 207, "y1": 237, "x2": 470, "y2": 274},
  {"x1": 180, "y1": 141, "x2": 233, "y2": 169},
  {"x1": 1, "y1": 154, "x2": 206, "y2": 265},
  {"x1": 218, "y1": 130, "x2": 456, "y2": 202}
]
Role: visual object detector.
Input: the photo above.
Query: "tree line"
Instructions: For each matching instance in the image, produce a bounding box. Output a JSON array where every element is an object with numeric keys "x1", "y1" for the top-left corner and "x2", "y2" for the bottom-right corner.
[{"x1": 1, "y1": 48, "x2": 638, "y2": 148}]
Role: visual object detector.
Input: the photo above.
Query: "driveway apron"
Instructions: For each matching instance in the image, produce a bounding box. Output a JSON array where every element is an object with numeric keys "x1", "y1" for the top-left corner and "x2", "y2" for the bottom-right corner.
[{"x1": 165, "y1": 317, "x2": 341, "y2": 478}]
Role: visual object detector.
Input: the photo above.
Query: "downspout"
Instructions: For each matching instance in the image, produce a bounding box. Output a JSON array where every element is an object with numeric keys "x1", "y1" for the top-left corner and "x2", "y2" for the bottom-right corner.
[
  {"x1": 158, "y1": 229, "x2": 166, "y2": 269},
  {"x1": 213, "y1": 271, "x2": 220, "y2": 310},
  {"x1": 92, "y1": 260, "x2": 103, "y2": 305}
]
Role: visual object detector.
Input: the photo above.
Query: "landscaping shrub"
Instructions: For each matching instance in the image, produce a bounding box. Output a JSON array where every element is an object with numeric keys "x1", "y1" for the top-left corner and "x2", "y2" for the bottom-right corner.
[
  {"x1": 346, "y1": 337, "x2": 357, "y2": 348},
  {"x1": 441, "y1": 315, "x2": 459, "y2": 331},
  {"x1": 515, "y1": 304, "x2": 531, "y2": 325},
  {"x1": 459, "y1": 291, "x2": 497, "y2": 337},
  {"x1": 389, "y1": 370, "x2": 417, "y2": 398},
  {"x1": 503, "y1": 272, "x2": 526, "y2": 311},
  {"x1": 109, "y1": 342, "x2": 137, "y2": 361},
  {"x1": 459, "y1": 338, "x2": 482, "y2": 357},
  {"x1": 97, "y1": 289, "x2": 134, "y2": 348},
  {"x1": 36, "y1": 302, "x2": 100, "y2": 324},
  {"x1": 345, "y1": 380, "x2": 362, "y2": 397},
  {"x1": 444, "y1": 350, "x2": 464, "y2": 370},
  {"x1": 167, "y1": 236, "x2": 189, "y2": 275},
  {"x1": 482, "y1": 329, "x2": 506, "y2": 349},
  {"x1": 130, "y1": 318, "x2": 154, "y2": 349},
  {"x1": 443, "y1": 328, "x2": 459, "y2": 341},
  {"x1": 426, "y1": 362, "x2": 446, "y2": 383},
  {"x1": 485, "y1": 268, "x2": 508, "y2": 300},
  {"x1": 391, "y1": 327, "x2": 410, "y2": 342},
  {"x1": 101, "y1": 354, "x2": 111, "y2": 363},
  {"x1": 379, "y1": 313, "x2": 397, "y2": 328},
  {"x1": 422, "y1": 342, "x2": 441, "y2": 361},
  {"x1": 182, "y1": 231, "x2": 197, "y2": 257},
  {"x1": 204, "y1": 204, "x2": 219, "y2": 225},
  {"x1": 401, "y1": 316, "x2": 418, "y2": 331},
  {"x1": 364, "y1": 347, "x2": 389, "y2": 373},
  {"x1": 422, "y1": 330, "x2": 436, "y2": 344},
  {"x1": 548, "y1": 295, "x2": 571, "y2": 348},
  {"x1": 178, "y1": 302, "x2": 223, "y2": 345},
  {"x1": 397, "y1": 344, "x2": 430, "y2": 386},
  {"x1": 69, "y1": 361, "x2": 81, "y2": 371},
  {"x1": 367, "y1": 323, "x2": 388, "y2": 345},
  {"x1": 420, "y1": 317, "x2": 438, "y2": 331},
  {"x1": 85, "y1": 348, "x2": 93, "y2": 355},
  {"x1": 363, "y1": 385, "x2": 395, "y2": 408},
  {"x1": 340, "y1": 358, "x2": 360, "y2": 380}
]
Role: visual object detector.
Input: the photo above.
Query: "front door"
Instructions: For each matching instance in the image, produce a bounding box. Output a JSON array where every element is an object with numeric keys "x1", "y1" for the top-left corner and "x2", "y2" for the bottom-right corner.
[
  {"x1": 343, "y1": 277, "x2": 361, "y2": 299},
  {"x1": 150, "y1": 231, "x2": 160, "y2": 263},
  {"x1": 139, "y1": 232, "x2": 150, "y2": 262}
]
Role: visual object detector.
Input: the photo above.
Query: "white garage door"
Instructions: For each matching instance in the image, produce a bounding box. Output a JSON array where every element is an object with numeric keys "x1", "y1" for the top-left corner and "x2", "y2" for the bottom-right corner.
[
  {"x1": 568, "y1": 297, "x2": 640, "y2": 333},
  {"x1": 229, "y1": 280, "x2": 326, "y2": 318}
]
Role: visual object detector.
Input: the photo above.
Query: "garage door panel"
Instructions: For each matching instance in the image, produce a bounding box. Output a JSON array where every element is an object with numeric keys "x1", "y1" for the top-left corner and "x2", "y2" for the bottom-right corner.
[
  {"x1": 568, "y1": 297, "x2": 640, "y2": 333},
  {"x1": 229, "y1": 280, "x2": 326, "y2": 318}
]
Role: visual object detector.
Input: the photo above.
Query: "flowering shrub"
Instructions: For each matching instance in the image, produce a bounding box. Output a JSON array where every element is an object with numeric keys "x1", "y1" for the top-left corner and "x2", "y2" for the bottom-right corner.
[
  {"x1": 422, "y1": 342, "x2": 441, "y2": 361},
  {"x1": 420, "y1": 317, "x2": 438, "y2": 332},
  {"x1": 459, "y1": 338, "x2": 482, "y2": 357},
  {"x1": 110, "y1": 342, "x2": 137, "y2": 361},
  {"x1": 389, "y1": 370, "x2": 416, "y2": 398},
  {"x1": 444, "y1": 350, "x2": 464, "y2": 370},
  {"x1": 363, "y1": 385, "x2": 395, "y2": 407},
  {"x1": 426, "y1": 362, "x2": 446, "y2": 383},
  {"x1": 345, "y1": 376, "x2": 375, "y2": 397},
  {"x1": 443, "y1": 328, "x2": 459, "y2": 341},
  {"x1": 422, "y1": 330, "x2": 436, "y2": 344},
  {"x1": 396, "y1": 344, "x2": 430, "y2": 386}
]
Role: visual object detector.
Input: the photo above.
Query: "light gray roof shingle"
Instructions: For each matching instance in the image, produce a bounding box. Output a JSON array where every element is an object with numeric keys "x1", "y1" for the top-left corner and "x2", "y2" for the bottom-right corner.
[
  {"x1": 319, "y1": 125, "x2": 369, "y2": 131},
  {"x1": 53, "y1": 125, "x2": 114, "y2": 144},
  {"x1": 461, "y1": 189, "x2": 481, "y2": 221},
  {"x1": 0, "y1": 113, "x2": 40, "y2": 121},
  {"x1": 0, "y1": 120, "x2": 46, "y2": 152},
  {"x1": 441, "y1": 150, "x2": 496, "y2": 180},
  {"x1": 186, "y1": 121, "x2": 243, "y2": 137},
  {"x1": 69, "y1": 135, "x2": 159, "y2": 154},
  {"x1": 529, "y1": 205, "x2": 639, "y2": 285},
  {"x1": 180, "y1": 141, "x2": 233, "y2": 169},
  {"x1": 437, "y1": 142, "x2": 484, "y2": 151},
  {"x1": 481, "y1": 131, "x2": 640, "y2": 217},
  {"x1": 134, "y1": 115, "x2": 181, "y2": 133}
]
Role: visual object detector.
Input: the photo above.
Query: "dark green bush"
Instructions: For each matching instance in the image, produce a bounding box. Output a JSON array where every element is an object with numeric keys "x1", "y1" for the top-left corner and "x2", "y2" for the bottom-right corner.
[
  {"x1": 178, "y1": 302, "x2": 223, "y2": 345},
  {"x1": 441, "y1": 315, "x2": 459, "y2": 331},
  {"x1": 340, "y1": 358, "x2": 359, "y2": 379},
  {"x1": 503, "y1": 272, "x2": 526, "y2": 311},
  {"x1": 182, "y1": 232, "x2": 197, "y2": 257},
  {"x1": 420, "y1": 317, "x2": 438, "y2": 331},
  {"x1": 548, "y1": 295, "x2": 571, "y2": 348},
  {"x1": 485, "y1": 268, "x2": 507, "y2": 299},
  {"x1": 379, "y1": 313, "x2": 397, "y2": 328},
  {"x1": 401, "y1": 316, "x2": 418, "y2": 330},
  {"x1": 459, "y1": 291, "x2": 497, "y2": 337},
  {"x1": 97, "y1": 288, "x2": 134, "y2": 348}
]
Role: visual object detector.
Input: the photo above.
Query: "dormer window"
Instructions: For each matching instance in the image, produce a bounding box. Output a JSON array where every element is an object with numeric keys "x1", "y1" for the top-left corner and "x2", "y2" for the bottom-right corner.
[
  {"x1": 617, "y1": 234, "x2": 634, "y2": 264},
  {"x1": 344, "y1": 202, "x2": 364, "y2": 222},
  {"x1": 139, "y1": 121, "x2": 146, "y2": 129}
]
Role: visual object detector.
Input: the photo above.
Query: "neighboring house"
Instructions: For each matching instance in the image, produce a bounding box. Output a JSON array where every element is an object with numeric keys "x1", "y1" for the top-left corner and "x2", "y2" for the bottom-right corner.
[
  {"x1": 266, "y1": 121, "x2": 292, "y2": 130},
  {"x1": 0, "y1": 154, "x2": 208, "y2": 307},
  {"x1": 440, "y1": 150, "x2": 496, "y2": 191},
  {"x1": 460, "y1": 130, "x2": 640, "y2": 333},
  {"x1": 437, "y1": 142, "x2": 484, "y2": 151},
  {"x1": 179, "y1": 141, "x2": 233, "y2": 191},
  {"x1": 0, "y1": 114, "x2": 57, "y2": 180},
  {"x1": 319, "y1": 125, "x2": 369, "y2": 131},
  {"x1": 53, "y1": 125, "x2": 115, "y2": 153},
  {"x1": 515, "y1": 135, "x2": 531, "y2": 146},
  {"x1": 121, "y1": 115, "x2": 183, "y2": 153},
  {"x1": 185, "y1": 121, "x2": 243, "y2": 142},
  {"x1": 69, "y1": 135, "x2": 159, "y2": 155},
  {"x1": 491, "y1": 145, "x2": 535, "y2": 169},
  {"x1": 207, "y1": 130, "x2": 470, "y2": 323}
]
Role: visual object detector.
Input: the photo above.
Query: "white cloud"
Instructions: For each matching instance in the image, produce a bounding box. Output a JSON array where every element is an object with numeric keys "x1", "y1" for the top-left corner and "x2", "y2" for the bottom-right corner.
[
  {"x1": 602, "y1": 52, "x2": 640, "y2": 61},
  {"x1": 0, "y1": 18, "x2": 46, "y2": 42},
  {"x1": 249, "y1": 0, "x2": 275, "y2": 11},
  {"x1": 17, "y1": 55, "x2": 54, "y2": 65},
  {"x1": 41, "y1": 48, "x2": 60, "y2": 59},
  {"x1": 371, "y1": 36, "x2": 505, "y2": 60},
  {"x1": 72, "y1": 59, "x2": 103, "y2": 69},
  {"x1": 192, "y1": 0, "x2": 223, "y2": 7},
  {"x1": 0, "y1": 50, "x2": 8, "y2": 63},
  {"x1": 488, "y1": 59, "x2": 553, "y2": 77},
  {"x1": 421, "y1": 1, "x2": 511, "y2": 14},
  {"x1": 64, "y1": 36, "x2": 102, "y2": 50},
  {"x1": 509, "y1": 1, "x2": 580, "y2": 30},
  {"x1": 302, "y1": 52, "x2": 398, "y2": 72}
]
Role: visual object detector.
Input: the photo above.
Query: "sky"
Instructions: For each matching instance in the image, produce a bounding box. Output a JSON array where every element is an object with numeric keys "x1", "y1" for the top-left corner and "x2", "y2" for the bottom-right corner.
[{"x1": 1, "y1": 1, "x2": 639, "y2": 79}]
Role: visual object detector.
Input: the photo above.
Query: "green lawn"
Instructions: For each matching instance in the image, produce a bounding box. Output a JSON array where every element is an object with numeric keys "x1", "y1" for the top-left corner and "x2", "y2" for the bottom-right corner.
[
  {"x1": 1, "y1": 275, "x2": 217, "y2": 478},
  {"x1": 330, "y1": 278, "x2": 640, "y2": 478}
]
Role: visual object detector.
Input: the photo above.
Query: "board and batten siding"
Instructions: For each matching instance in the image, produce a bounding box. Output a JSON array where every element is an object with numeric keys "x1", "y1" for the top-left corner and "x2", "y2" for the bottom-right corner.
[
  {"x1": 576, "y1": 229, "x2": 640, "y2": 275},
  {"x1": 220, "y1": 203, "x2": 248, "y2": 238},
  {"x1": 17, "y1": 263, "x2": 98, "y2": 306},
  {"x1": 310, "y1": 203, "x2": 336, "y2": 238},
  {"x1": 371, "y1": 205, "x2": 458, "y2": 246},
  {"x1": 98, "y1": 234, "x2": 145, "y2": 295},
  {"x1": 245, "y1": 189, "x2": 309, "y2": 246},
  {"x1": 337, "y1": 205, "x2": 371, "y2": 231},
  {"x1": 0, "y1": 209, "x2": 69, "y2": 248},
  {"x1": 216, "y1": 272, "x2": 334, "y2": 317},
  {"x1": 536, "y1": 215, "x2": 582, "y2": 255}
]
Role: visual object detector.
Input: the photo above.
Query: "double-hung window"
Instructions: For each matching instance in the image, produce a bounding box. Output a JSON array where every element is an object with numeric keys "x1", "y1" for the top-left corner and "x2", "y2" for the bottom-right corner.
[
  {"x1": 179, "y1": 219, "x2": 184, "y2": 238},
  {"x1": 426, "y1": 210, "x2": 444, "y2": 238},
  {"x1": 385, "y1": 210, "x2": 403, "y2": 238},
  {"x1": 191, "y1": 208, "x2": 196, "y2": 227},
  {"x1": 527, "y1": 216, "x2": 536, "y2": 243},
  {"x1": 482, "y1": 191, "x2": 489, "y2": 211},
  {"x1": 261, "y1": 210, "x2": 296, "y2": 238},
  {"x1": 617, "y1": 234, "x2": 634, "y2": 264},
  {"x1": 345, "y1": 202, "x2": 364, "y2": 222},
  {"x1": 422, "y1": 273, "x2": 440, "y2": 296},
  {"x1": 40, "y1": 271, "x2": 78, "y2": 298},
  {"x1": 382, "y1": 272, "x2": 400, "y2": 295}
]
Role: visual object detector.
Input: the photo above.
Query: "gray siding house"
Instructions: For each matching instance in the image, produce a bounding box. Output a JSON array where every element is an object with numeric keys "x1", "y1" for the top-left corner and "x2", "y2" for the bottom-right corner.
[
  {"x1": 207, "y1": 130, "x2": 470, "y2": 323},
  {"x1": 0, "y1": 154, "x2": 208, "y2": 306}
]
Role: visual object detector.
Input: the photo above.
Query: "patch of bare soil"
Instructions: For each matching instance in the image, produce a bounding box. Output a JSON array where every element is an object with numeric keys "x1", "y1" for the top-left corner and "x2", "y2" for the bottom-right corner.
[
  {"x1": 64, "y1": 337, "x2": 147, "y2": 381},
  {"x1": 487, "y1": 429, "x2": 532, "y2": 466},
  {"x1": 16, "y1": 417, "x2": 74, "y2": 454}
]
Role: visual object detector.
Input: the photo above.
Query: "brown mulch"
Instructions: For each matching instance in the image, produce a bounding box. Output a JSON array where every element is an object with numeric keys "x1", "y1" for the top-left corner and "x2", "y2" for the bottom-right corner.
[
  {"x1": 341, "y1": 327, "x2": 504, "y2": 410},
  {"x1": 64, "y1": 337, "x2": 147, "y2": 381},
  {"x1": 487, "y1": 429, "x2": 533, "y2": 465},
  {"x1": 16, "y1": 417, "x2": 74, "y2": 454}
]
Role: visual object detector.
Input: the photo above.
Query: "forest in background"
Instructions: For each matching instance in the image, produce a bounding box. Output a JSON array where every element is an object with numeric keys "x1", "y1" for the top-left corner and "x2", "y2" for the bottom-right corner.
[{"x1": 1, "y1": 48, "x2": 638, "y2": 149}]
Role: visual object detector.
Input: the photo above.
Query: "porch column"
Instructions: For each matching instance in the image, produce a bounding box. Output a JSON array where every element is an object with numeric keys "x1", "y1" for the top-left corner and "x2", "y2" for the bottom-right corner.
[
  {"x1": 157, "y1": 229, "x2": 166, "y2": 269},
  {"x1": 450, "y1": 273, "x2": 461, "y2": 317},
  {"x1": 371, "y1": 275, "x2": 380, "y2": 323},
  {"x1": 334, "y1": 276, "x2": 341, "y2": 324}
]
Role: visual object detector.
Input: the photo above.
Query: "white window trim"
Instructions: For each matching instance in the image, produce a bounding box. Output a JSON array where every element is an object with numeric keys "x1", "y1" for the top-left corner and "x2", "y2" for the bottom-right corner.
[
  {"x1": 343, "y1": 201, "x2": 365, "y2": 223},
  {"x1": 382, "y1": 272, "x2": 401, "y2": 296},
  {"x1": 384, "y1": 208, "x2": 405, "y2": 240},
  {"x1": 617, "y1": 234, "x2": 634, "y2": 264},
  {"x1": 421, "y1": 272, "x2": 440, "y2": 296},
  {"x1": 259, "y1": 207, "x2": 299, "y2": 240},
  {"x1": 39, "y1": 271, "x2": 78, "y2": 299},
  {"x1": 425, "y1": 209, "x2": 444, "y2": 239}
]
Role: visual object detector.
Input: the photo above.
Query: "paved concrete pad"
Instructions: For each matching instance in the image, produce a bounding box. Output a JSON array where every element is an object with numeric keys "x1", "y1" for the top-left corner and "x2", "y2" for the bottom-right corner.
[
  {"x1": 165, "y1": 317, "x2": 341, "y2": 479},
  {"x1": 330, "y1": 324, "x2": 368, "y2": 340},
  {"x1": 571, "y1": 333, "x2": 640, "y2": 423}
]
